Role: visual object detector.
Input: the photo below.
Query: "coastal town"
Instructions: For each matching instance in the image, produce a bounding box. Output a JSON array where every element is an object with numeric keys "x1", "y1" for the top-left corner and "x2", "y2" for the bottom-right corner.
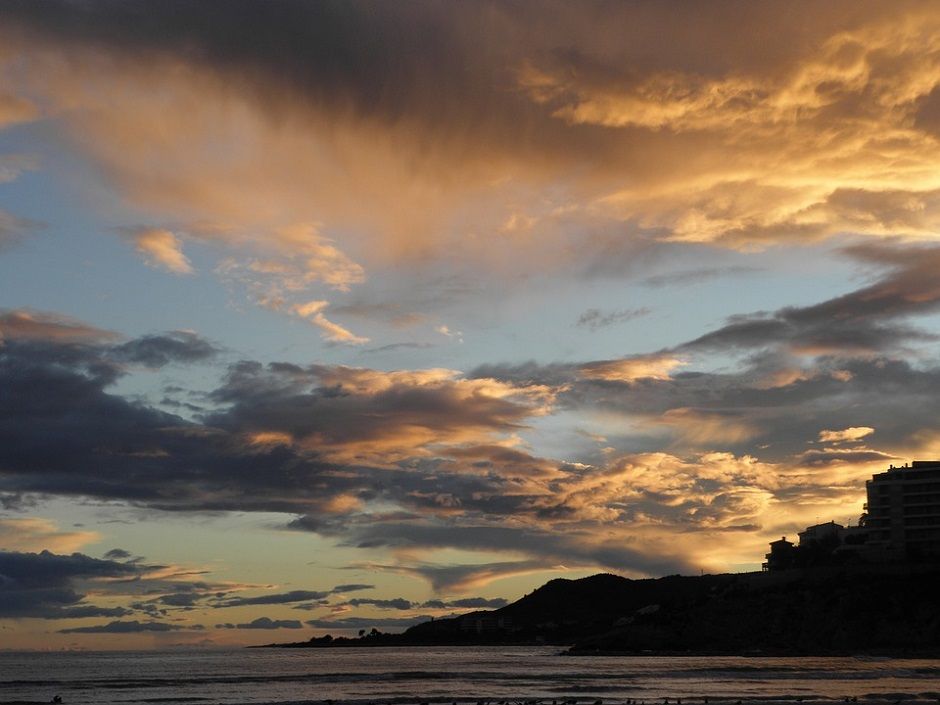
[{"x1": 764, "y1": 461, "x2": 940, "y2": 570}]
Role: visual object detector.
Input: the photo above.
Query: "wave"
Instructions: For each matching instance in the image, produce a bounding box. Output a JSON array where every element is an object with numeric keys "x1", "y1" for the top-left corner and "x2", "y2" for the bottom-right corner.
[{"x1": 5, "y1": 666, "x2": 940, "y2": 693}]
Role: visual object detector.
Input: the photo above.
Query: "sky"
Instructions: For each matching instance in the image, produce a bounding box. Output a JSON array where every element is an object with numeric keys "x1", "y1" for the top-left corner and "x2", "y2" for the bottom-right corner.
[{"x1": 3, "y1": 0, "x2": 940, "y2": 649}]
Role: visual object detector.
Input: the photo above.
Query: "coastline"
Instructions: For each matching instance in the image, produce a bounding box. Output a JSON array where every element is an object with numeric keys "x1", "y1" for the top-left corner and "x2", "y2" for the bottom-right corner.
[
  {"x1": 256, "y1": 640, "x2": 940, "y2": 658},
  {"x1": 7, "y1": 698, "x2": 940, "y2": 705}
]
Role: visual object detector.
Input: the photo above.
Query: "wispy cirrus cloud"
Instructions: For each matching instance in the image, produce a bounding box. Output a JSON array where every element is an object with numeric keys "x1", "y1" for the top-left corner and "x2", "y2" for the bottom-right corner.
[
  {"x1": 291, "y1": 300, "x2": 369, "y2": 345},
  {"x1": 575, "y1": 307, "x2": 650, "y2": 331}
]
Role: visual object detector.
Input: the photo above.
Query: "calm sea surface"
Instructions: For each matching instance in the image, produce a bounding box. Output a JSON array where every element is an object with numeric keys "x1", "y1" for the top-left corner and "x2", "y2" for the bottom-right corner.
[{"x1": 1, "y1": 647, "x2": 939, "y2": 705}]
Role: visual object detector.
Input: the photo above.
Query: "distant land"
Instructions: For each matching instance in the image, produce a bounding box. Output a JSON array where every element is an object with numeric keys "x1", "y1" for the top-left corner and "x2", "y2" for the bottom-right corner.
[{"x1": 259, "y1": 564, "x2": 940, "y2": 655}]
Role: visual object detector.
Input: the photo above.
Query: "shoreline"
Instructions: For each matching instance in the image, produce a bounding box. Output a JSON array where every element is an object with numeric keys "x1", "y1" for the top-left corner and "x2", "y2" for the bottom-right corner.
[
  {"x1": 255, "y1": 641, "x2": 940, "y2": 658},
  {"x1": 7, "y1": 698, "x2": 940, "y2": 705}
]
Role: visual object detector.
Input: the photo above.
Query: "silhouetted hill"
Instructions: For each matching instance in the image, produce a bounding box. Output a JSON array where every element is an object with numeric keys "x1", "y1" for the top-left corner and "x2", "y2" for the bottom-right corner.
[
  {"x1": 567, "y1": 566, "x2": 940, "y2": 654},
  {"x1": 402, "y1": 572, "x2": 740, "y2": 645},
  {"x1": 263, "y1": 565, "x2": 940, "y2": 654}
]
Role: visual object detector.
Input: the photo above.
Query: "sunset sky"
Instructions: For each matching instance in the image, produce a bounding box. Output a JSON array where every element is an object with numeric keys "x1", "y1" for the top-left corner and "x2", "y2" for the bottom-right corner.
[{"x1": 4, "y1": 0, "x2": 940, "y2": 649}]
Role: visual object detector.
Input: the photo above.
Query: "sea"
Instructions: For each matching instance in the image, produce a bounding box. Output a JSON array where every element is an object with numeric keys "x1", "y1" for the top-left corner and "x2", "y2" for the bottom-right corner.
[{"x1": 1, "y1": 647, "x2": 939, "y2": 705}]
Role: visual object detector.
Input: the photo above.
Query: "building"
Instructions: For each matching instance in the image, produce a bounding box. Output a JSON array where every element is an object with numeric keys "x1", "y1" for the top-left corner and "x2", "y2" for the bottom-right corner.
[
  {"x1": 865, "y1": 460, "x2": 940, "y2": 559},
  {"x1": 763, "y1": 460, "x2": 940, "y2": 569},
  {"x1": 459, "y1": 614, "x2": 513, "y2": 634},
  {"x1": 762, "y1": 536, "x2": 795, "y2": 571},
  {"x1": 798, "y1": 520, "x2": 845, "y2": 547}
]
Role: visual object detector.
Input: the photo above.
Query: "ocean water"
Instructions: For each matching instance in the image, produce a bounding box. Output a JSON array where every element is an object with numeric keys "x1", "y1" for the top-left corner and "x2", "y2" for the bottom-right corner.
[{"x1": 2, "y1": 647, "x2": 939, "y2": 705}]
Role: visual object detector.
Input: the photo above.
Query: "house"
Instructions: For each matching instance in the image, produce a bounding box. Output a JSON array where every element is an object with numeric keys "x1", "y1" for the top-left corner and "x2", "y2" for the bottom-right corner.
[
  {"x1": 762, "y1": 536, "x2": 795, "y2": 571},
  {"x1": 798, "y1": 520, "x2": 844, "y2": 547}
]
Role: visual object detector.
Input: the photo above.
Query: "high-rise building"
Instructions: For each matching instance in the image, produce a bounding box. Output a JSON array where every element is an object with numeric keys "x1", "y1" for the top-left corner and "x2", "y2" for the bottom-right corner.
[
  {"x1": 864, "y1": 460, "x2": 940, "y2": 559},
  {"x1": 762, "y1": 460, "x2": 940, "y2": 570}
]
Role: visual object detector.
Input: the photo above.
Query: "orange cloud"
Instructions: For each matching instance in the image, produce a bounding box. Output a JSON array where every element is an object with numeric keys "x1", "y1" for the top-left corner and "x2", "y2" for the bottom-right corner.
[
  {"x1": 0, "y1": 518, "x2": 100, "y2": 553},
  {"x1": 127, "y1": 227, "x2": 194, "y2": 274},
  {"x1": 291, "y1": 300, "x2": 369, "y2": 345},
  {"x1": 239, "y1": 365, "x2": 561, "y2": 466},
  {"x1": 0, "y1": 308, "x2": 116, "y2": 343},
  {"x1": 579, "y1": 354, "x2": 686, "y2": 383},
  {"x1": 818, "y1": 426, "x2": 875, "y2": 443},
  {"x1": 0, "y1": 92, "x2": 38, "y2": 128},
  {"x1": 8, "y1": 3, "x2": 940, "y2": 286}
]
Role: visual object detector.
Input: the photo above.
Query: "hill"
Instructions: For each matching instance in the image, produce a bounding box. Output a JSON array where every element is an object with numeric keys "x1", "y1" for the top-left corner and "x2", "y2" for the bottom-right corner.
[{"x1": 263, "y1": 565, "x2": 940, "y2": 654}]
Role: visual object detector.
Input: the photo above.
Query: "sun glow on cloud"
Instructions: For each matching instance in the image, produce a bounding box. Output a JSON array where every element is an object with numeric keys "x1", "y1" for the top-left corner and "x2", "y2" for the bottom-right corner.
[
  {"x1": 5, "y1": 0, "x2": 940, "y2": 647},
  {"x1": 292, "y1": 300, "x2": 370, "y2": 345},
  {"x1": 0, "y1": 518, "x2": 100, "y2": 553},
  {"x1": 126, "y1": 227, "x2": 194, "y2": 275}
]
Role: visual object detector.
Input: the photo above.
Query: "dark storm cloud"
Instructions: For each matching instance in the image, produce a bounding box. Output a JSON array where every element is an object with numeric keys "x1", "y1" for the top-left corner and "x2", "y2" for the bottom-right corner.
[
  {"x1": 59, "y1": 620, "x2": 193, "y2": 634},
  {"x1": 111, "y1": 331, "x2": 219, "y2": 368},
  {"x1": 0, "y1": 492, "x2": 33, "y2": 510},
  {"x1": 0, "y1": 0, "x2": 572, "y2": 162},
  {"x1": 5, "y1": 0, "x2": 940, "y2": 312},
  {"x1": 3, "y1": 0, "x2": 921, "y2": 232},
  {"x1": 0, "y1": 550, "x2": 139, "y2": 587},
  {"x1": 0, "y1": 319, "x2": 613, "y2": 578},
  {"x1": 0, "y1": 328, "x2": 554, "y2": 530},
  {"x1": 0, "y1": 335, "x2": 363, "y2": 514},
  {"x1": 0, "y1": 550, "x2": 139, "y2": 618}
]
